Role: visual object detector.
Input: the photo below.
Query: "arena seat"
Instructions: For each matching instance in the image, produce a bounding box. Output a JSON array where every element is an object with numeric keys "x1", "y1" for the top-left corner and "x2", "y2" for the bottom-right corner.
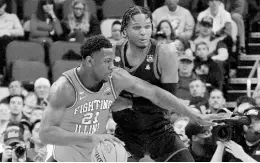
[
  {"x1": 12, "y1": 60, "x2": 48, "y2": 82},
  {"x1": 52, "y1": 60, "x2": 81, "y2": 82},
  {"x1": 103, "y1": 0, "x2": 134, "y2": 18},
  {"x1": 62, "y1": 0, "x2": 97, "y2": 18},
  {"x1": 23, "y1": 0, "x2": 38, "y2": 20},
  {"x1": 6, "y1": 41, "x2": 45, "y2": 68},
  {"x1": 101, "y1": 19, "x2": 122, "y2": 38},
  {"x1": 49, "y1": 41, "x2": 81, "y2": 66}
]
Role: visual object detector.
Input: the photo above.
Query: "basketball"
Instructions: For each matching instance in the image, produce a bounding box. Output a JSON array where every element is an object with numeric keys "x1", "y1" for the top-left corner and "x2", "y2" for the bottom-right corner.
[{"x1": 91, "y1": 140, "x2": 128, "y2": 162}]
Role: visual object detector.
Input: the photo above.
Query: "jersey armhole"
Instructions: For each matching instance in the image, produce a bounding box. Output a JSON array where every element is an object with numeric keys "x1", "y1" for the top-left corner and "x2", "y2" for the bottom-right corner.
[
  {"x1": 154, "y1": 43, "x2": 162, "y2": 80},
  {"x1": 62, "y1": 74, "x2": 78, "y2": 109}
]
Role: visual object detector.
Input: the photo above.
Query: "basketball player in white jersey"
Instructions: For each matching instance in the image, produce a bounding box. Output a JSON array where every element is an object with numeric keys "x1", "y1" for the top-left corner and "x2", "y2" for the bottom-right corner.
[{"x1": 39, "y1": 35, "x2": 224, "y2": 162}]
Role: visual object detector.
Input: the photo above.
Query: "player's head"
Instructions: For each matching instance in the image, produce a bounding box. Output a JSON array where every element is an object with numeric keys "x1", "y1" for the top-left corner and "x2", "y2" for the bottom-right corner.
[
  {"x1": 80, "y1": 35, "x2": 114, "y2": 82},
  {"x1": 121, "y1": 5, "x2": 153, "y2": 48}
]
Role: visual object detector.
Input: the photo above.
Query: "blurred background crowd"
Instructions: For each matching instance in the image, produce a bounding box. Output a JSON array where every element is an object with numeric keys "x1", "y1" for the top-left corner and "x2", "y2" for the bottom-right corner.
[{"x1": 0, "y1": 0, "x2": 260, "y2": 162}]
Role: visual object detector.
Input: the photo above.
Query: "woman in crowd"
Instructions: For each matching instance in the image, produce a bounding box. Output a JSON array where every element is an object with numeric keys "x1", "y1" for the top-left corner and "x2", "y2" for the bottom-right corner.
[
  {"x1": 61, "y1": 0, "x2": 101, "y2": 43},
  {"x1": 156, "y1": 19, "x2": 176, "y2": 43},
  {"x1": 29, "y1": 0, "x2": 63, "y2": 45}
]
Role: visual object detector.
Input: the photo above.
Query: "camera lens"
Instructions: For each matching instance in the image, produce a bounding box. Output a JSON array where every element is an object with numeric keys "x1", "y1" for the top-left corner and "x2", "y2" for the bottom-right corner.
[
  {"x1": 216, "y1": 125, "x2": 232, "y2": 142},
  {"x1": 15, "y1": 146, "x2": 26, "y2": 158}
]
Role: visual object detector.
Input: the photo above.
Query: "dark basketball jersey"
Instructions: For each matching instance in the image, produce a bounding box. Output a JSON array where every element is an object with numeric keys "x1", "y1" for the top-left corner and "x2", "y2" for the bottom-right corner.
[{"x1": 112, "y1": 40, "x2": 171, "y2": 131}]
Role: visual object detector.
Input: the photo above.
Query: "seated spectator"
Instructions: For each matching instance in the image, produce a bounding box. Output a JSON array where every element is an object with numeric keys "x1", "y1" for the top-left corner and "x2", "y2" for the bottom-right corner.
[
  {"x1": 152, "y1": 0, "x2": 195, "y2": 40},
  {"x1": 185, "y1": 122, "x2": 216, "y2": 162},
  {"x1": 173, "y1": 117, "x2": 190, "y2": 148},
  {"x1": 207, "y1": 89, "x2": 231, "y2": 114},
  {"x1": 27, "y1": 120, "x2": 48, "y2": 162},
  {"x1": 0, "y1": 103, "x2": 10, "y2": 139},
  {"x1": 34, "y1": 78, "x2": 51, "y2": 104},
  {"x1": 194, "y1": 42, "x2": 224, "y2": 90},
  {"x1": 0, "y1": 122, "x2": 31, "y2": 162},
  {"x1": 189, "y1": 79, "x2": 208, "y2": 107},
  {"x1": 176, "y1": 52, "x2": 197, "y2": 101},
  {"x1": 156, "y1": 19, "x2": 176, "y2": 43},
  {"x1": 211, "y1": 106, "x2": 260, "y2": 162},
  {"x1": 234, "y1": 95, "x2": 256, "y2": 114},
  {"x1": 221, "y1": 0, "x2": 247, "y2": 54},
  {"x1": 1, "y1": 80, "x2": 27, "y2": 104},
  {"x1": 197, "y1": 0, "x2": 232, "y2": 36},
  {"x1": 30, "y1": 107, "x2": 44, "y2": 124},
  {"x1": 61, "y1": 0, "x2": 101, "y2": 43},
  {"x1": 8, "y1": 95, "x2": 29, "y2": 123},
  {"x1": 0, "y1": 0, "x2": 24, "y2": 78},
  {"x1": 108, "y1": 20, "x2": 122, "y2": 45},
  {"x1": 190, "y1": 16, "x2": 230, "y2": 62},
  {"x1": 30, "y1": 0, "x2": 63, "y2": 45},
  {"x1": 22, "y1": 92, "x2": 38, "y2": 120}
]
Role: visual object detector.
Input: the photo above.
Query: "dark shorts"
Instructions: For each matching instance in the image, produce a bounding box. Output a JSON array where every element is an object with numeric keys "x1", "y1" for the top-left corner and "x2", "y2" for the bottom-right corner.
[{"x1": 115, "y1": 126, "x2": 194, "y2": 162}]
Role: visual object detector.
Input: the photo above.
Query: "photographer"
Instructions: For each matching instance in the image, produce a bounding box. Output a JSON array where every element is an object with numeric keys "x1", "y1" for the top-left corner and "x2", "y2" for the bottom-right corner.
[
  {"x1": 211, "y1": 107, "x2": 260, "y2": 162},
  {"x1": 0, "y1": 123, "x2": 29, "y2": 162}
]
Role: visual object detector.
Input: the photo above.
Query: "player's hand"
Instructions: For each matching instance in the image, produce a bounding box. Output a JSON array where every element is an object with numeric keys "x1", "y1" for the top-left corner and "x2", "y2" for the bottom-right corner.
[
  {"x1": 92, "y1": 134, "x2": 125, "y2": 146},
  {"x1": 111, "y1": 67, "x2": 135, "y2": 91},
  {"x1": 197, "y1": 113, "x2": 231, "y2": 126}
]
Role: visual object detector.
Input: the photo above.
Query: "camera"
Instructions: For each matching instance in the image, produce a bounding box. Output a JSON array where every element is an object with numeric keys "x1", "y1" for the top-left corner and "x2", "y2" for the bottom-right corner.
[
  {"x1": 11, "y1": 143, "x2": 26, "y2": 159},
  {"x1": 212, "y1": 114, "x2": 251, "y2": 142}
]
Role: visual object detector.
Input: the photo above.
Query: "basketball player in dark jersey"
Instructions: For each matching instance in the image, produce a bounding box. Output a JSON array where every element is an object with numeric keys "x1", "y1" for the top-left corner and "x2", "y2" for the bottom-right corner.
[
  {"x1": 111, "y1": 6, "x2": 199, "y2": 162},
  {"x1": 39, "y1": 35, "x2": 223, "y2": 162}
]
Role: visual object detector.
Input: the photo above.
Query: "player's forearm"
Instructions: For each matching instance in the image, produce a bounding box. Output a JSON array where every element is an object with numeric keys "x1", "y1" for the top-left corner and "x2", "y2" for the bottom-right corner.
[
  {"x1": 154, "y1": 86, "x2": 201, "y2": 122},
  {"x1": 39, "y1": 126, "x2": 93, "y2": 146}
]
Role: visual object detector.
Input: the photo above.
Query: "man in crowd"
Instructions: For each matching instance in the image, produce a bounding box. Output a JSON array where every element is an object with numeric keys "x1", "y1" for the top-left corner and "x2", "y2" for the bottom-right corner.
[
  {"x1": 211, "y1": 106, "x2": 260, "y2": 162},
  {"x1": 207, "y1": 89, "x2": 231, "y2": 114},
  {"x1": 176, "y1": 53, "x2": 197, "y2": 101},
  {"x1": 1, "y1": 81, "x2": 27, "y2": 104},
  {"x1": 108, "y1": 20, "x2": 122, "y2": 45},
  {"x1": 235, "y1": 96, "x2": 256, "y2": 114},
  {"x1": 152, "y1": 0, "x2": 195, "y2": 39},
  {"x1": 34, "y1": 78, "x2": 51, "y2": 104},
  {"x1": 9, "y1": 95, "x2": 29, "y2": 123}
]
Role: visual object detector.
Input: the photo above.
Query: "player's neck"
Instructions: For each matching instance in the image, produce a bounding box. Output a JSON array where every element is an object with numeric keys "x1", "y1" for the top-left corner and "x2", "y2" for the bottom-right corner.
[
  {"x1": 127, "y1": 41, "x2": 149, "y2": 58},
  {"x1": 77, "y1": 66, "x2": 103, "y2": 92}
]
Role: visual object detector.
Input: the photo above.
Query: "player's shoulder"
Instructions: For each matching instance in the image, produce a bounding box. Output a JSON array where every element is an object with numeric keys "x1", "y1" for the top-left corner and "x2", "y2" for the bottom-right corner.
[{"x1": 49, "y1": 76, "x2": 75, "y2": 105}]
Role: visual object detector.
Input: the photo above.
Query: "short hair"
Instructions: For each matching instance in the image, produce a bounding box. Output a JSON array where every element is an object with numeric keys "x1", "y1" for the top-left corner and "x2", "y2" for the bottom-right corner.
[
  {"x1": 121, "y1": 5, "x2": 152, "y2": 33},
  {"x1": 9, "y1": 80, "x2": 23, "y2": 88},
  {"x1": 112, "y1": 20, "x2": 121, "y2": 28},
  {"x1": 195, "y1": 42, "x2": 209, "y2": 51},
  {"x1": 236, "y1": 96, "x2": 256, "y2": 107},
  {"x1": 210, "y1": 89, "x2": 224, "y2": 98},
  {"x1": 8, "y1": 95, "x2": 25, "y2": 104},
  {"x1": 80, "y1": 35, "x2": 112, "y2": 59}
]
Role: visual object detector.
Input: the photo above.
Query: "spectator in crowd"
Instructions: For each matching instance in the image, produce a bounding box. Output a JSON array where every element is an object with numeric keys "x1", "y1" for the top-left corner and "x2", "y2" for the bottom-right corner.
[
  {"x1": 152, "y1": 0, "x2": 195, "y2": 40},
  {"x1": 30, "y1": 0, "x2": 63, "y2": 45},
  {"x1": 1, "y1": 81, "x2": 27, "y2": 104},
  {"x1": 248, "y1": 0, "x2": 260, "y2": 31},
  {"x1": 194, "y1": 42, "x2": 224, "y2": 90},
  {"x1": 254, "y1": 94, "x2": 260, "y2": 107},
  {"x1": 0, "y1": 103, "x2": 10, "y2": 139},
  {"x1": 197, "y1": 0, "x2": 233, "y2": 36},
  {"x1": 222, "y1": 0, "x2": 247, "y2": 54},
  {"x1": 30, "y1": 107, "x2": 44, "y2": 124},
  {"x1": 173, "y1": 117, "x2": 190, "y2": 147},
  {"x1": 234, "y1": 95, "x2": 256, "y2": 114},
  {"x1": 108, "y1": 20, "x2": 122, "y2": 45},
  {"x1": 190, "y1": 16, "x2": 230, "y2": 62},
  {"x1": 34, "y1": 78, "x2": 51, "y2": 104},
  {"x1": 0, "y1": 122, "x2": 30, "y2": 162},
  {"x1": 20, "y1": 120, "x2": 32, "y2": 149},
  {"x1": 156, "y1": 19, "x2": 176, "y2": 42},
  {"x1": 22, "y1": 92, "x2": 38, "y2": 120},
  {"x1": 207, "y1": 89, "x2": 231, "y2": 114},
  {"x1": 211, "y1": 106, "x2": 260, "y2": 162},
  {"x1": 27, "y1": 120, "x2": 47, "y2": 162},
  {"x1": 185, "y1": 122, "x2": 216, "y2": 162},
  {"x1": 61, "y1": 0, "x2": 101, "y2": 43},
  {"x1": 8, "y1": 95, "x2": 29, "y2": 123},
  {"x1": 0, "y1": 0, "x2": 24, "y2": 80},
  {"x1": 176, "y1": 52, "x2": 197, "y2": 101}
]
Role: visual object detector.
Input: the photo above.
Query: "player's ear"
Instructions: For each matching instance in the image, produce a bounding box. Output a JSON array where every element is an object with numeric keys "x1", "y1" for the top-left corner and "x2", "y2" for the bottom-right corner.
[{"x1": 85, "y1": 56, "x2": 94, "y2": 67}]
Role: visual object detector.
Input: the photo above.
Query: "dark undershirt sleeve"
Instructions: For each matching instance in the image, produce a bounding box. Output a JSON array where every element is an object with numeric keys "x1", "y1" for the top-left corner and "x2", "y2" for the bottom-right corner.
[{"x1": 161, "y1": 83, "x2": 177, "y2": 95}]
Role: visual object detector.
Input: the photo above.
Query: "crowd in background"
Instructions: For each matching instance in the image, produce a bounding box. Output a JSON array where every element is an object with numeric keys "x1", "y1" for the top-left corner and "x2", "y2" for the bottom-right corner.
[{"x1": 0, "y1": 0, "x2": 260, "y2": 162}]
